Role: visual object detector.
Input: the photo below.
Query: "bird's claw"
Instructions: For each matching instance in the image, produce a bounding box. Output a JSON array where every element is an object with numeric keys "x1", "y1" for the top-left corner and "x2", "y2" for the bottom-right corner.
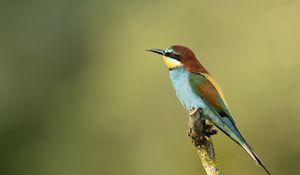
[
  {"x1": 201, "y1": 119, "x2": 217, "y2": 138},
  {"x1": 188, "y1": 107, "x2": 217, "y2": 142},
  {"x1": 189, "y1": 107, "x2": 201, "y2": 116}
]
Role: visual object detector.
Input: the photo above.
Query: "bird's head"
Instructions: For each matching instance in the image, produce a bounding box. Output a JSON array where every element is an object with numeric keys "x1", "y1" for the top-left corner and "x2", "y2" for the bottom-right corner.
[{"x1": 147, "y1": 45, "x2": 208, "y2": 73}]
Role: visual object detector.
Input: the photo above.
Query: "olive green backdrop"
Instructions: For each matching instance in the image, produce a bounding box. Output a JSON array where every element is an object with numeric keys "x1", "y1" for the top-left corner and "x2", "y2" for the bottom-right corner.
[{"x1": 1, "y1": 0, "x2": 299, "y2": 175}]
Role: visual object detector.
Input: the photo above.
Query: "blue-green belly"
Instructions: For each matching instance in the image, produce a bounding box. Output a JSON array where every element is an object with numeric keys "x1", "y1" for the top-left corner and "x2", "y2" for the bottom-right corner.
[{"x1": 169, "y1": 67, "x2": 207, "y2": 112}]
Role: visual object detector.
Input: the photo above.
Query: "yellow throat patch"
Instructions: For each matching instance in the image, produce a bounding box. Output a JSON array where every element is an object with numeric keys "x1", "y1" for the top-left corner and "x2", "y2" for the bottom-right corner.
[{"x1": 163, "y1": 56, "x2": 182, "y2": 69}]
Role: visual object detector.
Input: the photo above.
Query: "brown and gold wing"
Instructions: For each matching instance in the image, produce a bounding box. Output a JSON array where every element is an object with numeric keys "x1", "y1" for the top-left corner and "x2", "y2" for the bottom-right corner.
[{"x1": 188, "y1": 72, "x2": 235, "y2": 123}]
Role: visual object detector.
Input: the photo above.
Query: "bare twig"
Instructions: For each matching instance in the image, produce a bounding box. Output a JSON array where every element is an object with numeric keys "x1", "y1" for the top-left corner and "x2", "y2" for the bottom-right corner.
[{"x1": 187, "y1": 108, "x2": 222, "y2": 175}]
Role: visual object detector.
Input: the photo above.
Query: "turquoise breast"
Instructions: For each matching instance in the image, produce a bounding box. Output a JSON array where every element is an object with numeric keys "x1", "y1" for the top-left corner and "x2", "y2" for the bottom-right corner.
[{"x1": 169, "y1": 67, "x2": 207, "y2": 112}]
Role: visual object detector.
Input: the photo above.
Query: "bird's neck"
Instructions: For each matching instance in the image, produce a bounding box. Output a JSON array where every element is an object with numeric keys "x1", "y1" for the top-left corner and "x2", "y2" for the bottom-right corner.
[
  {"x1": 182, "y1": 58, "x2": 209, "y2": 74},
  {"x1": 169, "y1": 67, "x2": 189, "y2": 82}
]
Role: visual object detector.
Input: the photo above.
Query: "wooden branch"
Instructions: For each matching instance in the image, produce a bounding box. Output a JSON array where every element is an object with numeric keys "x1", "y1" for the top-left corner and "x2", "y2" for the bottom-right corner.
[{"x1": 188, "y1": 108, "x2": 222, "y2": 175}]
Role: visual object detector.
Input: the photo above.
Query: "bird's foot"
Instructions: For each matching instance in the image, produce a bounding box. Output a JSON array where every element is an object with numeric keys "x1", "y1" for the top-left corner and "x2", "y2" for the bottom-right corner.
[
  {"x1": 201, "y1": 119, "x2": 217, "y2": 139},
  {"x1": 188, "y1": 107, "x2": 217, "y2": 142},
  {"x1": 189, "y1": 107, "x2": 201, "y2": 116}
]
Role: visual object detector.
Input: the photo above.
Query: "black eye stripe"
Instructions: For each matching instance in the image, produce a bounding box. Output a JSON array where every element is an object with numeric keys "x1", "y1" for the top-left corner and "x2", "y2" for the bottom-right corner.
[{"x1": 165, "y1": 52, "x2": 181, "y2": 61}]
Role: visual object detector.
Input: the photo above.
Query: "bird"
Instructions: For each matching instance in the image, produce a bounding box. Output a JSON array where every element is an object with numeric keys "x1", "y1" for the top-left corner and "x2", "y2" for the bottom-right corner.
[{"x1": 147, "y1": 45, "x2": 271, "y2": 175}]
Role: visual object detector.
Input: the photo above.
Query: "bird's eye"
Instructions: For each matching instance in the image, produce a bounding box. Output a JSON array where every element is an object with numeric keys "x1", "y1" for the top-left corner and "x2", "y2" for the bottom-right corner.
[{"x1": 169, "y1": 52, "x2": 175, "y2": 57}]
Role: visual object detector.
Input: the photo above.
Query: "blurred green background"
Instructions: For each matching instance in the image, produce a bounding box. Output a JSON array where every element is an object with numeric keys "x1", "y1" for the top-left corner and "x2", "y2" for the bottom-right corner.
[{"x1": 1, "y1": 0, "x2": 300, "y2": 175}]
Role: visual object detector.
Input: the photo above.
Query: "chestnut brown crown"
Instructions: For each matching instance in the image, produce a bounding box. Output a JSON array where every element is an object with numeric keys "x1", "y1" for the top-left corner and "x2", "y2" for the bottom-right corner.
[{"x1": 163, "y1": 45, "x2": 208, "y2": 73}]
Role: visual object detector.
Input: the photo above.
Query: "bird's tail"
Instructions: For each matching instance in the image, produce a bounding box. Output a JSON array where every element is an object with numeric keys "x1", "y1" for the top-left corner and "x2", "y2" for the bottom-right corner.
[
  {"x1": 212, "y1": 117, "x2": 271, "y2": 175},
  {"x1": 240, "y1": 141, "x2": 271, "y2": 175}
]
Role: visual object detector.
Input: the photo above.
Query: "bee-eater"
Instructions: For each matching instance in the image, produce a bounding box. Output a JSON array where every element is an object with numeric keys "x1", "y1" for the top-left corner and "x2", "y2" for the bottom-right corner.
[{"x1": 147, "y1": 45, "x2": 271, "y2": 175}]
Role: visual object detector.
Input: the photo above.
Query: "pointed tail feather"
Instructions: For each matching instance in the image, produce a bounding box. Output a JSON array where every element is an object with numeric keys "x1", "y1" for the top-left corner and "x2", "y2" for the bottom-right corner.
[
  {"x1": 240, "y1": 143, "x2": 271, "y2": 175},
  {"x1": 212, "y1": 117, "x2": 271, "y2": 175}
]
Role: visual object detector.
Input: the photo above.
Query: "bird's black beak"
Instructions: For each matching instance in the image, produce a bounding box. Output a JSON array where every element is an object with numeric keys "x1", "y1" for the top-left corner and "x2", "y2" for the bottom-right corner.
[{"x1": 146, "y1": 48, "x2": 165, "y2": 56}]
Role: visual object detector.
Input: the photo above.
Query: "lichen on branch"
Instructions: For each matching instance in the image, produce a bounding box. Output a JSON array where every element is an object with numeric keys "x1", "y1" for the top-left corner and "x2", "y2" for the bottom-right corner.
[{"x1": 187, "y1": 108, "x2": 222, "y2": 175}]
